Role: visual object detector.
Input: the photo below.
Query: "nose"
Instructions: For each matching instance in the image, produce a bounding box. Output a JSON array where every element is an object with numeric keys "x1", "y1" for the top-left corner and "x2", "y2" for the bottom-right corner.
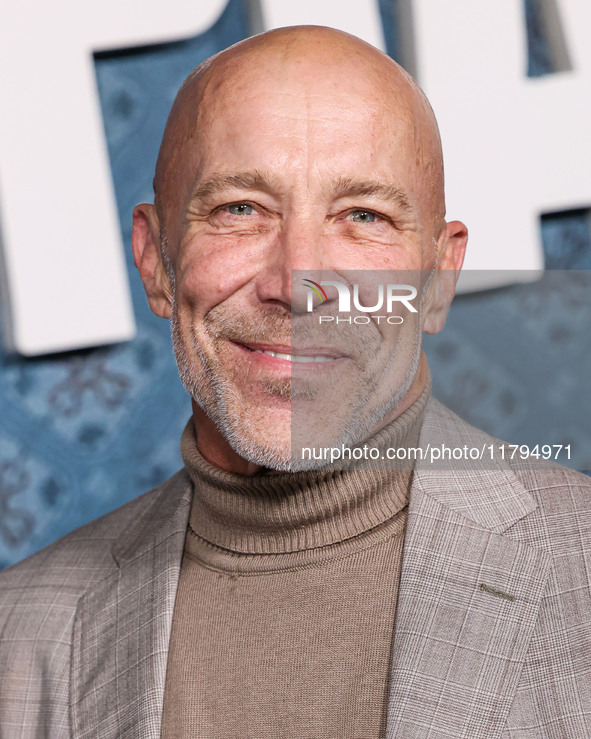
[{"x1": 254, "y1": 218, "x2": 328, "y2": 314}]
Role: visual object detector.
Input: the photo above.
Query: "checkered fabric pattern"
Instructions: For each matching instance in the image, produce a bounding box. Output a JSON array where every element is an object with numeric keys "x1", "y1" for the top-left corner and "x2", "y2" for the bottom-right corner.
[
  {"x1": 386, "y1": 400, "x2": 591, "y2": 738},
  {"x1": 0, "y1": 470, "x2": 193, "y2": 738},
  {"x1": 0, "y1": 400, "x2": 590, "y2": 738}
]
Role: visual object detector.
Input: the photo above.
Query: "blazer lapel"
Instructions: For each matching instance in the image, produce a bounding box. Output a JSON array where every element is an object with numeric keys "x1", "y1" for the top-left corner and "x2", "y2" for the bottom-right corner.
[
  {"x1": 386, "y1": 400, "x2": 553, "y2": 738},
  {"x1": 70, "y1": 471, "x2": 193, "y2": 739}
]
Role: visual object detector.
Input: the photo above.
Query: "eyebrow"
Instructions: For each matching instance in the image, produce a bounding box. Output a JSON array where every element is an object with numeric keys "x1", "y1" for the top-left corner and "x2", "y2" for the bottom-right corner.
[
  {"x1": 190, "y1": 171, "x2": 281, "y2": 201},
  {"x1": 330, "y1": 177, "x2": 414, "y2": 215},
  {"x1": 190, "y1": 171, "x2": 414, "y2": 215}
]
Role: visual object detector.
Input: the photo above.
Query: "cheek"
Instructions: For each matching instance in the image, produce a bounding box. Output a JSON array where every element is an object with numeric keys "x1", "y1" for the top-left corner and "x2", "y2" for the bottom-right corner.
[{"x1": 175, "y1": 235, "x2": 263, "y2": 313}]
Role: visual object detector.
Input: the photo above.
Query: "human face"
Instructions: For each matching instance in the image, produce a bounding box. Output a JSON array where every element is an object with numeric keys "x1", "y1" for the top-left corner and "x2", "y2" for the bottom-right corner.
[{"x1": 148, "y1": 51, "x2": 462, "y2": 472}]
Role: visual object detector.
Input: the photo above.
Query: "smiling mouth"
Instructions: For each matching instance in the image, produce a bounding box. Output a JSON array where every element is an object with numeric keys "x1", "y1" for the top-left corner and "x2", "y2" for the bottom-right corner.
[
  {"x1": 238, "y1": 342, "x2": 339, "y2": 364},
  {"x1": 248, "y1": 349, "x2": 334, "y2": 363}
]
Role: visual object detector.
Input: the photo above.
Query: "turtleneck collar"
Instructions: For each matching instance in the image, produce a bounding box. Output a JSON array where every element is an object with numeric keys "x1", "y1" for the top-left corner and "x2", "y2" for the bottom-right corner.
[{"x1": 182, "y1": 375, "x2": 431, "y2": 555}]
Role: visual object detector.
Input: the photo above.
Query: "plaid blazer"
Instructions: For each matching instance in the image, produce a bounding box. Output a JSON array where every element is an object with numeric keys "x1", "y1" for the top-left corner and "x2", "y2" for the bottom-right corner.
[{"x1": 0, "y1": 398, "x2": 590, "y2": 738}]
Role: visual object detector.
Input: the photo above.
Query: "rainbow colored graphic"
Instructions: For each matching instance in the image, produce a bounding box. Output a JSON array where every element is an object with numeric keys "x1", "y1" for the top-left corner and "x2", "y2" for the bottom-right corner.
[{"x1": 302, "y1": 278, "x2": 328, "y2": 303}]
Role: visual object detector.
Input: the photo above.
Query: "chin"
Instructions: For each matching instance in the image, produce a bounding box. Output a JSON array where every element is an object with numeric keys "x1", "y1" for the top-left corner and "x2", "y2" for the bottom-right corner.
[{"x1": 220, "y1": 418, "x2": 295, "y2": 472}]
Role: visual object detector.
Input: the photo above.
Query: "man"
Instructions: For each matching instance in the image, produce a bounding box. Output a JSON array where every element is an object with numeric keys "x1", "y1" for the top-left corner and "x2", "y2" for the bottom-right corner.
[{"x1": 0, "y1": 26, "x2": 589, "y2": 739}]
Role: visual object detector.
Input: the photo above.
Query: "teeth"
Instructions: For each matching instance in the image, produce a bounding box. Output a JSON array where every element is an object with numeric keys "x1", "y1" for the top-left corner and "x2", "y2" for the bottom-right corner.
[{"x1": 253, "y1": 349, "x2": 334, "y2": 363}]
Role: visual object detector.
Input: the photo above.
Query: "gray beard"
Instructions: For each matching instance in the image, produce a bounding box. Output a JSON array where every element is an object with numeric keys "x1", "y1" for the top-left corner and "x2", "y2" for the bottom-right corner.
[
  {"x1": 170, "y1": 300, "x2": 296, "y2": 470},
  {"x1": 169, "y1": 297, "x2": 422, "y2": 472}
]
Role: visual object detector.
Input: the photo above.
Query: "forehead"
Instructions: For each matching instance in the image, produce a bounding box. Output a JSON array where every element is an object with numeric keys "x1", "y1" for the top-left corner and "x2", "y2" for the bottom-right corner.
[
  {"x1": 192, "y1": 63, "x2": 420, "y2": 185},
  {"x1": 154, "y1": 37, "x2": 444, "y2": 231}
]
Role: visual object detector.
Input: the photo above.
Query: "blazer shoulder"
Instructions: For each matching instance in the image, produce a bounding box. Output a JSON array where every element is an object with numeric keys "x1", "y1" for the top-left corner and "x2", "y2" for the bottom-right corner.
[
  {"x1": 0, "y1": 468, "x2": 189, "y2": 599},
  {"x1": 0, "y1": 468, "x2": 191, "y2": 735},
  {"x1": 423, "y1": 397, "x2": 591, "y2": 552},
  {"x1": 511, "y1": 462, "x2": 591, "y2": 551},
  {"x1": 425, "y1": 396, "x2": 591, "y2": 499}
]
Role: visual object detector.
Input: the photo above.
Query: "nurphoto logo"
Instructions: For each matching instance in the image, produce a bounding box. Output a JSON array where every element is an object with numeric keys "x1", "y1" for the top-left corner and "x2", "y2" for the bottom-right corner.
[{"x1": 302, "y1": 278, "x2": 418, "y2": 325}]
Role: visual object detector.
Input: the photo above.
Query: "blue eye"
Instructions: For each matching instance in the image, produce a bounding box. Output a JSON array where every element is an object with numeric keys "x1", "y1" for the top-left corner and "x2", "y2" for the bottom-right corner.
[
  {"x1": 227, "y1": 203, "x2": 254, "y2": 216},
  {"x1": 351, "y1": 210, "x2": 376, "y2": 223}
]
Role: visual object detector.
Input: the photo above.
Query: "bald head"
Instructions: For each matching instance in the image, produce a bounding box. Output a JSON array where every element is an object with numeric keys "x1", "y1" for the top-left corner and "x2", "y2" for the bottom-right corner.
[{"x1": 153, "y1": 26, "x2": 445, "y2": 234}]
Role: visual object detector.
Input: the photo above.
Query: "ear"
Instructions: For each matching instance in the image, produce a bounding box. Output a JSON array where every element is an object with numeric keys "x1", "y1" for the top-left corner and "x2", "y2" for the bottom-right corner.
[
  {"x1": 422, "y1": 220, "x2": 468, "y2": 335},
  {"x1": 132, "y1": 204, "x2": 173, "y2": 319}
]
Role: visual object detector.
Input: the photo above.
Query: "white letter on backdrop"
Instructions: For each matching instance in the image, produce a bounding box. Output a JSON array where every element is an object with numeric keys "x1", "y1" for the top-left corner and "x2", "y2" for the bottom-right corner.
[
  {"x1": 0, "y1": 0, "x2": 226, "y2": 355},
  {"x1": 260, "y1": 0, "x2": 591, "y2": 290},
  {"x1": 404, "y1": 0, "x2": 591, "y2": 289}
]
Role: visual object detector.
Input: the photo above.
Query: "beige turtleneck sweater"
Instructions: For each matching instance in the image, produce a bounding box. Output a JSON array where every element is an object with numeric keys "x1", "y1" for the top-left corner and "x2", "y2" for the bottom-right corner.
[{"x1": 161, "y1": 381, "x2": 430, "y2": 739}]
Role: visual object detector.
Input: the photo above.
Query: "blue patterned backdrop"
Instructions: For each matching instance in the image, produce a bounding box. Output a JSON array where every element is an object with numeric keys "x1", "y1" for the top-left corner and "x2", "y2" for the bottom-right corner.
[{"x1": 0, "y1": 0, "x2": 589, "y2": 569}]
